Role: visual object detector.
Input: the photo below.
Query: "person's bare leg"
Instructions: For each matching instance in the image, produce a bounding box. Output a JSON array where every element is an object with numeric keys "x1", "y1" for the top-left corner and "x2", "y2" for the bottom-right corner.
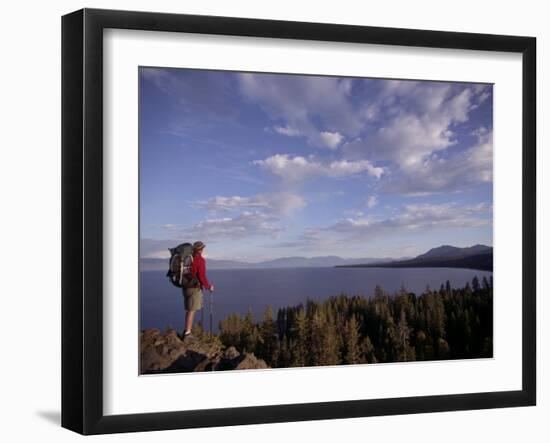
[{"x1": 184, "y1": 310, "x2": 196, "y2": 334}]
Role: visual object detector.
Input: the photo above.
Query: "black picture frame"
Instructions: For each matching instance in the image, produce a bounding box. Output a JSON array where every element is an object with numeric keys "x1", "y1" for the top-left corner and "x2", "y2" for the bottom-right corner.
[{"x1": 62, "y1": 8, "x2": 536, "y2": 435}]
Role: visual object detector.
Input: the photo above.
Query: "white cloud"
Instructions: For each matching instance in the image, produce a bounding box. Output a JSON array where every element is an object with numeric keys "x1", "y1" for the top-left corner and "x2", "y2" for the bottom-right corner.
[
  {"x1": 344, "y1": 81, "x2": 491, "y2": 180},
  {"x1": 196, "y1": 192, "x2": 306, "y2": 216},
  {"x1": 240, "y1": 74, "x2": 492, "y2": 194},
  {"x1": 339, "y1": 81, "x2": 493, "y2": 195},
  {"x1": 141, "y1": 208, "x2": 288, "y2": 256},
  {"x1": 154, "y1": 193, "x2": 306, "y2": 249},
  {"x1": 287, "y1": 202, "x2": 491, "y2": 250},
  {"x1": 162, "y1": 211, "x2": 284, "y2": 242},
  {"x1": 254, "y1": 154, "x2": 383, "y2": 182},
  {"x1": 327, "y1": 159, "x2": 384, "y2": 178},
  {"x1": 319, "y1": 131, "x2": 344, "y2": 149},
  {"x1": 272, "y1": 126, "x2": 345, "y2": 149},
  {"x1": 367, "y1": 195, "x2": 378, "y2": 208},
  {"x1": 238, "y1": 73, "x2": 362, "y2": 148},
  {"x1": 192, "y1": 211, "x2": 283, "y2": 239},
  {"x1": 383, "y1": 128, "x2": 493, "y2": 195},
  {"x1": 165, "y1": 192, "x2": 307, "y2": 246},
  {"x1": 273, "y1": 125, "x2": 302, "y2": 137},
  {"x1": 140, "y1": 238, "x2": 179, "y2": 259},
  {"x1": 328, "y1": 202, "x2": 490, "y2": 236}
]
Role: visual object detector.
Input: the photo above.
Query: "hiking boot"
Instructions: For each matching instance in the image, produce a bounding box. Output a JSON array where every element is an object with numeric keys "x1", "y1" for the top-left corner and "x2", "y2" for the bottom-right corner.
[{"x1": 182, "y1": 331, "x2": 194, "y2": 340}]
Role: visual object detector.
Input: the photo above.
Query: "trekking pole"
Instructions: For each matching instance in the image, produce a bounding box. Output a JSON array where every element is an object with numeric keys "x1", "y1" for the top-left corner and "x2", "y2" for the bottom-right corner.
[{"x1": 209, "y1": 291, "x2": 213, "y2": 338}]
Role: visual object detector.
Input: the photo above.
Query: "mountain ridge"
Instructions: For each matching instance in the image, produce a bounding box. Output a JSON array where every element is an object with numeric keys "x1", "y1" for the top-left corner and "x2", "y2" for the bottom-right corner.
[
  {"x1": 337, "y1": 244, "x2": 493, "y2": 272},
  {"x1": 140, "y1": 244, "x2": 493, "y2": 271},
  {"x1": 416, "y1": 244, "x2": 492, "y2": 260},
  {"x1": 140, "y1": 255, "x2": 399, "y2": 270}
]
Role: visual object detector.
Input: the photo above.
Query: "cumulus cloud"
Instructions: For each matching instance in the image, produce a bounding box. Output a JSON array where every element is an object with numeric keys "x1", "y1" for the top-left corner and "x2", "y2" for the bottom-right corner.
[
  {"x1": 346, "y1": 88, "x2": 472, "y2": 166},
  {"x1": 238, "y1": 73, "x2": 362, "y2": 148},
  {"x1": 319, "y1": 131, "x2": 344, "y2": 149},
  {"x1": 343, "y1": 81, "x2": 492, "y2": 187},
  {"x1": 196, "y1": 192, "x2": 306, "y2": 216},
  {"x1": 383, "y1": 127, "x2": 493, "y2": 195},
  {"x1": 271, "y1": 126, "x2": 344, "y2": 149},
  {"x1": 240, "y1": 74, "x2": 492, "y2": 194},
  {"x1": 254, "y1": 154, "x2": 384, "y2": 182}
]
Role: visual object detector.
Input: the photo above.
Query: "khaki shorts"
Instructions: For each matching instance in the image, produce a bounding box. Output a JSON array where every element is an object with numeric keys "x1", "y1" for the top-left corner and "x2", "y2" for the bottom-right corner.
[{"x1": 183, "y1": 287, "x2": 203, "y2": 311}]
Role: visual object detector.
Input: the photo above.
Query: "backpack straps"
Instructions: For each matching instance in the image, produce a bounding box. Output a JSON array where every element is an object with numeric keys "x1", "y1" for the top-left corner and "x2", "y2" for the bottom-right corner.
[{"x1": 179, "y1": 257, "x2": 184, "y2": 286}]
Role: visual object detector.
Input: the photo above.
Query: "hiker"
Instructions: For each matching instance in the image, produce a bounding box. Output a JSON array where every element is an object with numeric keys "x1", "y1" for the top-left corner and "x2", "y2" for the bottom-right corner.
[{"x1": 182, "y1": 241, "x2": 214, "y2": 338}]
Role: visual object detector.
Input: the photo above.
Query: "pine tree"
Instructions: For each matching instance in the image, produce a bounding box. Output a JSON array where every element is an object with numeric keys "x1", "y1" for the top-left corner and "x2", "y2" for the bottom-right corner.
[
  {"x1": 415, "y1": 330, "x2": 427, "y2": 360},
  {"x1": 374, "y1": 284, "x2": 385, "y2": 299},
  {"x1": 436, "y1": 338, "x2": 450, "y2": 358},
  {"x1": 219, "y1": 313, "x2": 244, "y2": 349},
  {"x1": 258, "y1": 306, "x2": 279, "y2": 366},
  {"x1": 308, "y1": 310, "x2": 324, "y2": 366},
  {"x1": 361, "y1": 335, "x2": 377, "y2": 363},
  {"x1": 278, "y1": 335, "x2": 291, "y2": 367},
  {"x1": 482, "y1": 276, "x2": 490, "y2": 291},
  {"x1": 214, "y1": 279, "x2": 493, "y2": 367},
  {"x1": 322, "y1": 316, "x2": 341, "y2": 366},
  {"x1": 291, "y1": 307, "x2": 307, "y2": 366},
  {"x1": 307, "y1": 309, "x2": 340, "y2": 366},
  {"x1": 343, "y1": 315, "x2": 361, "y2": 364},
  {"x1": 472, "y1": 276, "x2": 481, "y2": 292},
  {"x1": 397, "y1": 309, "x2": 411, "y2": 362},
  {"x1": 241, "y1": 308, "x2": 260, "y2": 353}
]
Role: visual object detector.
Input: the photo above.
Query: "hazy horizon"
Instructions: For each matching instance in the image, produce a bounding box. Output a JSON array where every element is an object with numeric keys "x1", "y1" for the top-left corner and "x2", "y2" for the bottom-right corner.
[{"x1": 140, "y1": 243, "x2": 493, "y2": 268}]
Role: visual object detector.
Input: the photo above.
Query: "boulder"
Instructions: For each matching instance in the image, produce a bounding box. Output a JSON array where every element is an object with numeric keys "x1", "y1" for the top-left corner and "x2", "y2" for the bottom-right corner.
[
  {"x1": 233, "y1": 353, "x2": 269, "y2": 370},
  {"x1": 223, "y1": 346, "x2": 240, "y2": 360},
  {"x1": 165, "y1": 350, "x2": 210, "y2": 372},
  {"x1": 140, "y1": 328, "x2": 269, "y2": 374}
]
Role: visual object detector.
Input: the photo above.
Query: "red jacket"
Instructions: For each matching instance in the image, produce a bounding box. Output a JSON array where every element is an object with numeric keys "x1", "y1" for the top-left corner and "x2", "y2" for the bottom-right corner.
[{"x1": 191, "y1": 253, "x2": 211, "y2": 289}]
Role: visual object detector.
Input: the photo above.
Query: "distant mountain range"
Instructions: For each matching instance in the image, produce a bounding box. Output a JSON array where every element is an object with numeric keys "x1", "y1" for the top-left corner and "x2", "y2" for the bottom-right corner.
[
  {"x1": 140, "y1": 255, "x2": 399, "y2": 271},
  {"x1": 140, "y1": 244, "x2": 493, "y2": 272},
  {"x1": 337, "y1": 244, "x2": 493, "y2": 272}
]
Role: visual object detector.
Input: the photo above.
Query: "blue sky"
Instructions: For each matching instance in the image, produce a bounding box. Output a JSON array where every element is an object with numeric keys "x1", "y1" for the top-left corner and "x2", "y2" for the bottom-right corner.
[{"x1": 139, "y1": 67, "x2": 493, "y2": 261}]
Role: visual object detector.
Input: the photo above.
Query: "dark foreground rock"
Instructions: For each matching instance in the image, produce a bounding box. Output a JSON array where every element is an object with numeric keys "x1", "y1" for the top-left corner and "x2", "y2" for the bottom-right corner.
[{"x1": 140, "y1": 328, "x2": 269, "y2": 374}]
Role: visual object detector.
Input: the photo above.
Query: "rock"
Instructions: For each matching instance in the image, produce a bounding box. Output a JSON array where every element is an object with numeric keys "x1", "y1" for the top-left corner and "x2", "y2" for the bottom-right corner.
[
  {"x1": 193, "y1": 356, "x2": 218, "y2": 372},
  {"x1": 223, "y1": 346, "x2": 240, "y2": 360},
  {"x1": 184, "y1": 336, "x2": 221, "y2": 359},
  {"x1": 233, "y1": 353, "x2": 269, "y2": 370},
  {"x1": 140, "y1": 329, "x2": 187, "y2": 373},
  {"x1": 166, "y1": 350, "x2": 209, "y2": 372},
  {"x1": 140, "y1": 347, "x2": 165, "y2": 372},
  {"x1": 140, "y1": 328, "x2": 269, "y2": 374},
  {"x1": 140, "y1": 329, "x2": 161, "y2": 347},
  {"x1": 213, "y1": 349, "x2": 268, "y2": 371}
]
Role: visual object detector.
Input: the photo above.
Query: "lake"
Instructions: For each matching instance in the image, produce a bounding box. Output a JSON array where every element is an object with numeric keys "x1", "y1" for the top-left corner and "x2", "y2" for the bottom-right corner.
[{"x1": 140, "y1": 267, "x2": 493, "y2": 333}]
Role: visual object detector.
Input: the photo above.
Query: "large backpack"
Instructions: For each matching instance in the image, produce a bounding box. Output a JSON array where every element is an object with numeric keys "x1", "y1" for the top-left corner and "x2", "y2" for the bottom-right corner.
[{"x1": 166, "y1": 243, "x2": 198, "y2": 288}]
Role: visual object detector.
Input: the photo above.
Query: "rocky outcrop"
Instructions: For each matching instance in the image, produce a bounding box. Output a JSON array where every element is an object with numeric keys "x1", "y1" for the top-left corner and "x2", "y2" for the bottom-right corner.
[{"x1": 140, "y1": 328, "x2": 269, "y2": 374}]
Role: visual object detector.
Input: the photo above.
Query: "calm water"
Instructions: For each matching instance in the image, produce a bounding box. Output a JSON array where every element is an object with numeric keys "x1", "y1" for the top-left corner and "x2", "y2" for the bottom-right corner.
[{"x1": 140, "y1": 267, "x2": 492, "y2": 333}]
